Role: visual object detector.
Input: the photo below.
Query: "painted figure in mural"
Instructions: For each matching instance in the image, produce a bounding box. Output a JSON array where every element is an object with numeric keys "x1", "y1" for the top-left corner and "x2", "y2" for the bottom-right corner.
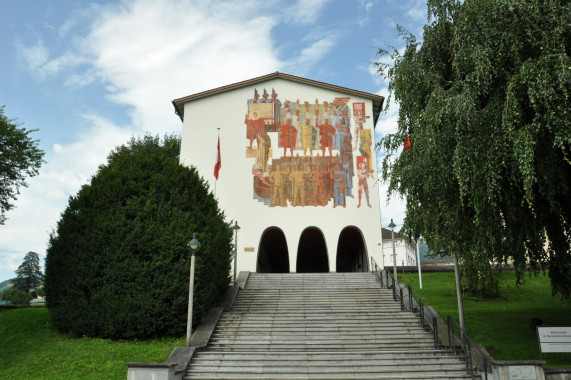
[
  {"x1": 289, "y1": 163, "x2": 310, "y2": 206},
  {"x1": 338, "y1": 124, "x2": 354, "y2": 197},
  {"x1": 269, "y1": 164, "x2": 288, "y2": 207},
  {"x1": 310, "y1": 167, "x2": 329, "y2": 206},
  {"x1": 300, "y1": 124, "x2": 315, "y2": 157},
  {"x1": 317, "y1": 118, "x2": 337, "y2": 157},
  {"x1": 258, "y1": 128, "x2": 271, "y2": 169},
  {"x1": 247, "y1": 89, "x2": 260, "y2": 104},
  {"x1": 271, "y1": 89, "x2": 281, "y2": 131},
  {"x1": 279, "y1": 118, "x2": 298, "y2": 157},
  {"x1": 352, "y1": 102, "x2": 367, "y2": 149},
  {"x1": 333, "y1": 110, "x2": 348, "y2": 149},
  {"x1": 357, "y1": 157, "x2": 373, "y2": 208},
  {"x1": 245, "y1": 114, "x2": 256, "y2": 149},
  {"x1": 333, "y1": 162, "x2": 346, "y2": 208},
  {"x1": 262, "y1": 89, "x2": 271, "y2": 103},
  {"x1": 359, "y1": 129, "x2": 373, "y2": 169},
  {"x1": 341, "y1": 141, "x2": 354, "y2": 198},
  {"x1": 245, "y1": 111, "x2": 265, "y2": 149}
]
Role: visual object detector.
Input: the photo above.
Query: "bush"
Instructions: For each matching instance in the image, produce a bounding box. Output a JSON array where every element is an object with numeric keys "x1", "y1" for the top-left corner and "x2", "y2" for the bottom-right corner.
[
  {"x1": 45, "y1": 134, "x2": 232, "y2": 339},
  {"x1": 3, "y1": 289, "x2": 33, "y2": 306}
]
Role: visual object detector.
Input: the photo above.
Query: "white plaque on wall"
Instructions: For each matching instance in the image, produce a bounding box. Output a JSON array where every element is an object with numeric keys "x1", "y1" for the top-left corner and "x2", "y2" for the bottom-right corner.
[{"x1": 509, "y1": 366, "x2": 536, "y2": 380}]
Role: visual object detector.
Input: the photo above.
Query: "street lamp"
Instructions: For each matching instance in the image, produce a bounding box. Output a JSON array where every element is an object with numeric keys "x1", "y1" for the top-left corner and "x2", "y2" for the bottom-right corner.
[
  {"x1": 416, "y1": 237, "x2": 423, "y2": 289},
  {"x1": 453, "y1": 253, "x2": 466, "y2": 339},
  {"x1": 186, "y1": 233, "x2": 200, "y2": 347},
  {"x1": 388, "y1": 218, "x2": 397, "y2": 283},
  {"x1": 232, "y1": 221, "x2": 240, "y2": 284}
]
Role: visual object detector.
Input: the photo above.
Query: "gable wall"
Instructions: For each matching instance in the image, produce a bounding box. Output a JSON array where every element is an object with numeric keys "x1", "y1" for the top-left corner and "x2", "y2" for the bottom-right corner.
[{"x1": 179, "y1": 78, "x2": 384, "y2": 272}]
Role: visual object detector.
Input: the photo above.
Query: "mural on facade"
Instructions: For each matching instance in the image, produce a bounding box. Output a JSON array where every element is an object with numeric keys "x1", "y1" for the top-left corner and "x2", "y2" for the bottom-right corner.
[{"x1": 245, "y1": 88, "x2": 374, "y2": 208}]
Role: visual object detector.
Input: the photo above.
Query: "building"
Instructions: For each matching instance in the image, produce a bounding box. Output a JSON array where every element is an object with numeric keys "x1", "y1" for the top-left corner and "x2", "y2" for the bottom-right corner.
[
  {"x1": 174, "y1": 72, "x2": 385, "y2": 274},
  {"x1": 381, "y1": 228, "x2": 417, "y2": 268}
]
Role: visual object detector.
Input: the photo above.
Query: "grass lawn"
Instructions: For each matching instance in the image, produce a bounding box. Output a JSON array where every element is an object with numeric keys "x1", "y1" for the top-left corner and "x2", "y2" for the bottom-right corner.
[
  {"x1": 0, "y1": 307, "x2": 183, "y2": 380},
  {"x1": 398, "y1": 270, "x2": 571, "y2": 367},
  {"x1": 1, "y1": 274, "x2": 569, "y2": 378}
]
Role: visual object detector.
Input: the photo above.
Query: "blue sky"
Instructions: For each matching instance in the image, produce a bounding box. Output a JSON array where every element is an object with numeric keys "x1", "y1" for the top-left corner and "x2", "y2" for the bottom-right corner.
[{"x1": 0, "y1": 0, "x2": 427, "y2": 282}]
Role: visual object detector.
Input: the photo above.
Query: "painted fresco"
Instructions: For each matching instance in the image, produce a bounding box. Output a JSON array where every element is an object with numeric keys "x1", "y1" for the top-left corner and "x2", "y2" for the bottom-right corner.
[{"x1": 245, "y1": 88, "x2": 374, "y2": 208}]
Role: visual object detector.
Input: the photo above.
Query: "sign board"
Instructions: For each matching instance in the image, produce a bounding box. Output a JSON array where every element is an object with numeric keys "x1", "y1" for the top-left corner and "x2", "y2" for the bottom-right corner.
[{"x1": 537, "y1": 326, "x2": 571, "y2": 353}]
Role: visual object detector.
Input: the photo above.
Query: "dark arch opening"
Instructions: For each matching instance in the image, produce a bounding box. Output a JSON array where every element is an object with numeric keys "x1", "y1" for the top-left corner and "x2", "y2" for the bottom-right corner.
[
  {"x1": 257, "y1": 227, "x2": 290, "y2": 273},
  {"x1": 336, "y1": 226, "x2": 368, "y2": 272},
  {"x1": 296, "y1": 227, "x2": 329, "y2": 273}
]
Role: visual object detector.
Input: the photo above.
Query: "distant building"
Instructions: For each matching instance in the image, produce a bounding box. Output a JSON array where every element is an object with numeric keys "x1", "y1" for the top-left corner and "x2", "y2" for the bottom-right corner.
[{"x1": 381, "y1": 228, "x2": 417, "y2": 267}]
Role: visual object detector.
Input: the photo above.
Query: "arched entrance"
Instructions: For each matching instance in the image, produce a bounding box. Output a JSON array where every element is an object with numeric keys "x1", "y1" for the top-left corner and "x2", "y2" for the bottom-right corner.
[
  {"x1": 257, "y1": 227, "x2": 290, "y2": 273},
  {"x1": 296, "y1": 227, "x2": 329, "y2": 273},
  {"x1": 336, "y1": 226, "x2": 368, "y2": 272}
]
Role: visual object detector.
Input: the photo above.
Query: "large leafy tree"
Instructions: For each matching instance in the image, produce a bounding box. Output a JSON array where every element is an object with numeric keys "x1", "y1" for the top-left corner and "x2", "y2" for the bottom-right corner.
[
  {"x1": 45, "y1": 134, "x2": 232, "y2": 339},
  {"x1": 0, "y1": 106, "x2": 45, "y2": 225},
  {"x1": 377, "y1": 0, "x2": 570, "y2": 298},
  {"x1": 13, "y1": 251, "x2": 43, "y2": 293}
]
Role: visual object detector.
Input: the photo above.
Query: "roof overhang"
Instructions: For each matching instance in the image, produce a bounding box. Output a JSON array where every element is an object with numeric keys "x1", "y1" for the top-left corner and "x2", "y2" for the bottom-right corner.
[{"x1": 172, "y1": 72, "x2": 385, "y2": 126}]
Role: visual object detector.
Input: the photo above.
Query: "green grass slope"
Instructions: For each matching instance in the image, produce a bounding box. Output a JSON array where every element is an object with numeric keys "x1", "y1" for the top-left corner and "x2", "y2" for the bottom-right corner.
[
  {"x1": 0, "y1": 308, "x2": 182, "y2": 379},
  {"x1": 398, "y1": 270, "x2": 571, "y2": 367}
]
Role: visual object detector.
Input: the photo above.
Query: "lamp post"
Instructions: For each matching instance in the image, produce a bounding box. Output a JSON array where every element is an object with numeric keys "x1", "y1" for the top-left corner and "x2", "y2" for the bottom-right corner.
[
  {"x1": 388, "y1": 218, "x2": 397, "y2": 282},
  {"x1": 453, "y1": 253, "x2": 466, "y2": 339},
  {"x1": 186, "y1": 233, "x2": 200, "y2": 347},
  {"x1": 416, "y1": 238, "x2": 423, "y2": 289},
  {"x1": 232, "y1": 221, "x2": 240, "y2": 284}
]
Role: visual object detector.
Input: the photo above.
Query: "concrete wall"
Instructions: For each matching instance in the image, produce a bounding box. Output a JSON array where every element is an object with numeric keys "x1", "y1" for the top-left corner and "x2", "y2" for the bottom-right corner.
[{"x1": 179, "y1": 77, "x2": 384, "y2": 273}]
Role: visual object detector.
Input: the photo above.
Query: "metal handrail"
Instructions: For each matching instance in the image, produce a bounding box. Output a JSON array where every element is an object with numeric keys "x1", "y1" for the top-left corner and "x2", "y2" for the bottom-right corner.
[
  {"x1": 370, "y1": 258, "x2": 440, "y2": 349},
  {"x1": 370, "y1": 257, "x2": 488, "y2": 379},
  {"x1": 447, "y1": 315, "x2": 489, "y2": 380}
]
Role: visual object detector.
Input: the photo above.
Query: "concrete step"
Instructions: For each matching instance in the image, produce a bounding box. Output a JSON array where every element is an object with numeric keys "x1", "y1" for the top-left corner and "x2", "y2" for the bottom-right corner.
[
  {"x1": 205, "y1": 343, "x2": 438, "y2": 351},
  {"x1": 182, "y1": 272, "x2": 472, "y2": 380},
  {"x1": 192, "y1": 349, "x2": 460, "y2": 360}
]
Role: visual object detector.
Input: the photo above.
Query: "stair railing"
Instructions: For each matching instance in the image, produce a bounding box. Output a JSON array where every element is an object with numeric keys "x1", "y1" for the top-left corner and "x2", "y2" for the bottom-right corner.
[
  {"x1": 446, "y1": 315, "x2": 489, "y2": 380},
  {"x1": 371, "y1": 257, "x2": 489, "y2": 380},
  {"x1": 370, "y1": 258, "x2": 439, "y2": 349}
]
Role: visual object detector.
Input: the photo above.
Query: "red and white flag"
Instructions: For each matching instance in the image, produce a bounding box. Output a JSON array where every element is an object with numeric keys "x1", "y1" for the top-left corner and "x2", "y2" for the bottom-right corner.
[{"x1": 214, "y1": 136, "x2": 221, "y2": 179}]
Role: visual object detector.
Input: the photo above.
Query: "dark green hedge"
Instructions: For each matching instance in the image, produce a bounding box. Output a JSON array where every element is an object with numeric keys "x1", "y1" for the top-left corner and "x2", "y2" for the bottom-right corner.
[{"x1": 45, "y1": 134, "x2": 232, "y2": 339}]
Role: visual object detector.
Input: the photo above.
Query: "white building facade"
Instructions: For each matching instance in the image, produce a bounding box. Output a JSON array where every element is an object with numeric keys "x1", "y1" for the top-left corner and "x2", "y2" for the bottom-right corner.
[
  {"x1": 174, "y1": 73, "x2": 385, "y2": 274},
  {"x1": 381, "y1": 228, "x2": 417, "y2": 268}
]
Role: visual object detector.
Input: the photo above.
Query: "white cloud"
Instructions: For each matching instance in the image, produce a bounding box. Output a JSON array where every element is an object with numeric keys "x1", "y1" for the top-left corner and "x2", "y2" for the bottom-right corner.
[
  {"x1": 405, "y1": 0, "x2": 426, "y2": 21},
  {"x1": 80, "y1": 0, "x2": 280, "y2": 135},
  {"x1": 283, "y1": 0, "x2": 331, "y2": 25},
  {"x1": 287, "y1": 37, "x2": 337, "y2": 76},
  {"x1": 378, "y1": 180, "x2": 406, "y2": 228},
  {"x1": 0, "y1": 115, "x2": 134, "y2": 273},
  {"x1": 1, "y1": 0, "x2": 285, "y2": 280},
  {"x1": 16, "y1": 38, "x2": 87, "y2": 81},
  {"x1": 16, "y1": 39, "x2": 49, "y2": 76}
]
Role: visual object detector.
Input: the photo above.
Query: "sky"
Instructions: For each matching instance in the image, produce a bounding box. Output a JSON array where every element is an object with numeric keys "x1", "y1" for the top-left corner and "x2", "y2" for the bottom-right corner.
[{"x1": 0, "y1": 0, "x2": 428, "y2": 282}]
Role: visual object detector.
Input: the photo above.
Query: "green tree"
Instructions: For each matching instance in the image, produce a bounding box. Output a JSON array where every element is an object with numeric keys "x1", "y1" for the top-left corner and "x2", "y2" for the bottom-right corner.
[
  {"x1": 36, "y1": 286, "x2": 45, "y2": 298},
  {"x1": 45, "y1": 134, "x2": 232, "y2": 339},
  {"x1": 3, "y1": 288, "x2": 33, "y2": 306},
  {"x1": 0, "y1": 106, "x2": 45, "y2": 225},
  {"x1": 377, "y1": 0, "x2": 570, "y2": 298},
  {"x1": 13, "y1": 251, "x2": 43, "y2": 294}
]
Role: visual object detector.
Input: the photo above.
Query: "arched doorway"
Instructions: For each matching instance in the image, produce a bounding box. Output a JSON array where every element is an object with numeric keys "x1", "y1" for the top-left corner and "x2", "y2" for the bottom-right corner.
[
  {"x1": 257, "y1": 227, "x2": 290, "y2": 273},
  {"x1": 296, "y1": 227, "x2": 329, "y2": 273},
  {"x1": 336, "y1": 226, "x2": 368, "y2": 272}
]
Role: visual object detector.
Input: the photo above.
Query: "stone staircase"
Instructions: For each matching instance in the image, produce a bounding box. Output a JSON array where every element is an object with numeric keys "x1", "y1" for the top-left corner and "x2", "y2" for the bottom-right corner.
[{"x1": 184, "y1": 272, "x2": 471, "y2": 379}]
